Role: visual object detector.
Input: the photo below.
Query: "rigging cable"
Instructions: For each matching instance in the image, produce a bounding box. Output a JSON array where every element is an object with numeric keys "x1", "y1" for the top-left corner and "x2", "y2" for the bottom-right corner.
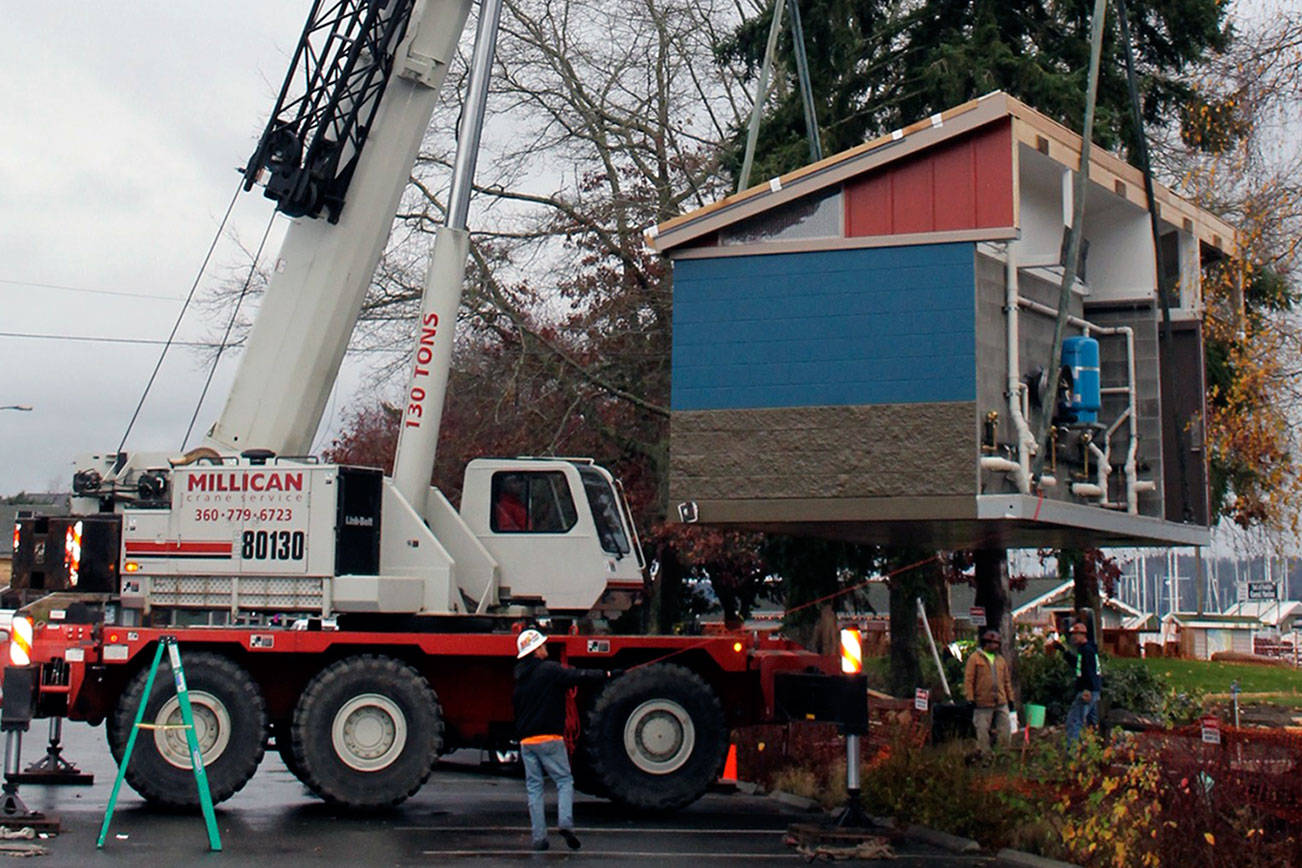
[
  {"x1": 1114, "y1": 0, "x2": 1195, "y2": 522},
  {"x1": 181, "y1": 207, "x2": 279, "y2": 448},
  {"x1": 115, "y1": 183, "x2": 243, "y2": 458},
  {"x1": 1030, "y1": 0, "x2": 1109, "y2": 483}
]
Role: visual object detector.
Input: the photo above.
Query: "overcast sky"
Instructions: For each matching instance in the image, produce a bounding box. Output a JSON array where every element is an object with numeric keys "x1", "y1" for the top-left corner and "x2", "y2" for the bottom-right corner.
[{"x1": 0, "y1": 2, "x2": 413, "y2": 495}]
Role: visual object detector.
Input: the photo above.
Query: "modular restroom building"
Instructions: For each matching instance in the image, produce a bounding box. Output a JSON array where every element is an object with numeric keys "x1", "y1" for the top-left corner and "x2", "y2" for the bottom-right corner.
[{"x1": 650, "y1": 92, "x2": 1236, "y2": 549}]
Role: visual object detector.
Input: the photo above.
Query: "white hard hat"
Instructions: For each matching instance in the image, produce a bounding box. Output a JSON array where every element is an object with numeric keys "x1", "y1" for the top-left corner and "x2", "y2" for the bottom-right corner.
[{"x1": 516, "y1": 629, "x2": 547, "y2": 659}]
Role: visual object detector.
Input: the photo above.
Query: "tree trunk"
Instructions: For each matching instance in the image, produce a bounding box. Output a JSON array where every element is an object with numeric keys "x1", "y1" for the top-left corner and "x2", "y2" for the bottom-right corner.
[
  {"x1": 773, "y1": 539, "x2": 842, "y2": 649},
  {"x1": 973, "y1": 548, "x2": 1016, "y2": 697},
  {"x1": 888, "y1": 579, "x2": 922, "y2": 697},
  {"x1": 1064, "y1": 548, "x2": 1100, "y2": 641},
  {"x1": 927, "y1": 562, "x2": 954, "y2": 643},
  {"x1": 649, "y1": 542, "x2": 684, "y2": 635},
  {"x1": 886, "y1": 549, "x2": 930, "y2": 697}
]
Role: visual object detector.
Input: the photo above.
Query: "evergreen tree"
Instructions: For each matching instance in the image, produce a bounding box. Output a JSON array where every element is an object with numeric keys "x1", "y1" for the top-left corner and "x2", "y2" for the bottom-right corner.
[{"x1": 721, "y1": 0, "x2": 1230, "y2": 181}]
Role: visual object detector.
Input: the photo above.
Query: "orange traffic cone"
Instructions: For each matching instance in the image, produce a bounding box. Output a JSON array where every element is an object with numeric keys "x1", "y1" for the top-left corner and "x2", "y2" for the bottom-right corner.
[{"x1": 719, "y1": 743, "x2": 739, "y2": 783}]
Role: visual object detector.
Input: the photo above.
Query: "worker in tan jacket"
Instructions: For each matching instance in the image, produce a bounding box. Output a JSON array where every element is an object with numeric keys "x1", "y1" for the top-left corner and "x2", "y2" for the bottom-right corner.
[{"x1": 963, "y1": 629, "x2": 1014, "y2": 752}]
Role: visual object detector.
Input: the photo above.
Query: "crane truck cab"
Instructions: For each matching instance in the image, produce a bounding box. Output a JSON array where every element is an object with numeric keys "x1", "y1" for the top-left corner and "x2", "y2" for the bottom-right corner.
[{"x1": 462, "y1": 458, "x2": 645, "y2": 614}]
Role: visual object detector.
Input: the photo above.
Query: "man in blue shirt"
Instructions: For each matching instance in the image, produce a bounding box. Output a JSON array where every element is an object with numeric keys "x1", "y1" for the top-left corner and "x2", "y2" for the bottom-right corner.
[{"x1": 1064, "y1": 621, "x2": 1101, "y2": 743}]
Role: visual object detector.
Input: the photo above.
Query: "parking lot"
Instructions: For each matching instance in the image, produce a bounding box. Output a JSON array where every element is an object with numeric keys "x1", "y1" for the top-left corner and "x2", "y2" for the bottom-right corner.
[{"x1": 4, "y1": 722, "x2": 1001, "y2": 866}]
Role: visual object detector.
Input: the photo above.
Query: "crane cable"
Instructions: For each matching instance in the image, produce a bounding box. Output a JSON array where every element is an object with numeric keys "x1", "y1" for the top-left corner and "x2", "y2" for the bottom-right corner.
[
  {"x1": 1114, "y1": 0, "x2": 1194, "y2": 522},
  {"x1": 181, "y1": 208, "x2": 278, "y2": 448},
  {"x1": 115, "y1": 182, "x2": 243, "y2": 458},
  {"x1": 1029, "y1": 0, "x2": 1109, "y2": 484}
]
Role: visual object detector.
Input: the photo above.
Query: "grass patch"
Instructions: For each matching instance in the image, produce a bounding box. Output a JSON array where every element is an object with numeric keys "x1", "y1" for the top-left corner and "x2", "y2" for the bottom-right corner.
[{"x1": 1114, "y1": 657, "x2": 1302, "y2": 707}]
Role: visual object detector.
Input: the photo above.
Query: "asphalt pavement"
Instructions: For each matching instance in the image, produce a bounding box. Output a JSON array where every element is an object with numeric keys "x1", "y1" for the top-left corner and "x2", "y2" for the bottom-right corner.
[{"x1": 4, "y1": 722, "x2": 997, "y2": 866}]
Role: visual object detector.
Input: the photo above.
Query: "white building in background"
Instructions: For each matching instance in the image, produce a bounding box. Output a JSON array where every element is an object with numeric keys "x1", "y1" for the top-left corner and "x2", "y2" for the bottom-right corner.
[
  {"x1": 1161, "y1": 612, "x2": 1259, "y2": 659},
  {"x1": 1222, "y1": 599, "x2": 1302, "y2": 634}
]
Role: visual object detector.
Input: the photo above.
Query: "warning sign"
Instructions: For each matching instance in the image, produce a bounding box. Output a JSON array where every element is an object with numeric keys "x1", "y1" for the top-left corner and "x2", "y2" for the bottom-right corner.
[{"x1": 969, "y1": 606, "x2": 987, "y2": 627}]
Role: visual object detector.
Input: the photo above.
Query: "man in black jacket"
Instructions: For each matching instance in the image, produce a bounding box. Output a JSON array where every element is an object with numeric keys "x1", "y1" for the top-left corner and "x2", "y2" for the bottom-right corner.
[
  {"x1": 512, "y1": 629, "x2": 613, "y2": 851},
  {"x1": 1064, "y1": 621, "x2": 1102, "y2": 744}
]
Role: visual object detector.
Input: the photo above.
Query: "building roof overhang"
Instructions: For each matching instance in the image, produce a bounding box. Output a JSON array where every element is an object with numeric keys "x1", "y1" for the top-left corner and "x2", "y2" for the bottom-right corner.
[{"x1": 649, "y1": 91, "x2": 1237, "y2": 259}]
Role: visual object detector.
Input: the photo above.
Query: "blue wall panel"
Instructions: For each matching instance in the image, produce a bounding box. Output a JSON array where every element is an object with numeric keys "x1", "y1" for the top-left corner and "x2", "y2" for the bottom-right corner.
[{"x1": 671, "y1": 243, "x2": 976, "y2": 410}]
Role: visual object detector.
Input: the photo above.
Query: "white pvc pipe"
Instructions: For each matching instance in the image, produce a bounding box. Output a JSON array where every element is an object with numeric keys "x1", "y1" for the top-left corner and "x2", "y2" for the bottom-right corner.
[
  {"x1": 981, "y1": 456, "x2": 1022, "y2": 474},
  {"x1": 1003, "y1": 242, "x2": 1034, "y2": 493},
  {"x1": 1087, "y1": 441, "x2": 1109, "y2": 505}
]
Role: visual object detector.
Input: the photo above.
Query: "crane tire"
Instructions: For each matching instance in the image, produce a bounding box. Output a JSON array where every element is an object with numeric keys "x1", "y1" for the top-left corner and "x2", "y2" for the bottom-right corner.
[
  {"x1": 570, "y1": 738, "x2": 609, "y2": 798},
  {"x1": 105, "y1": 707, "x2": 123, "y2": 763},
  {"x1": 272, "y1": 720, "x2": 309, "y2": 784},
  {"x1": 109, "y1": 651, "x2": 267, "y2": 809},
  {"x1": 583, "y1": 663, "x2": 726, "y2": 813},
  {"x1": 291, "y1": 655, "x2": 442, "y2": 809}
]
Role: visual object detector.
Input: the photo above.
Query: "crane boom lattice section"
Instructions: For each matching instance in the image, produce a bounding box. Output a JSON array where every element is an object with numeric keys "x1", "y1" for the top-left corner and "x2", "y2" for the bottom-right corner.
[{"x1": 244, "y1": 0, "x2": 418, "y2": 222}]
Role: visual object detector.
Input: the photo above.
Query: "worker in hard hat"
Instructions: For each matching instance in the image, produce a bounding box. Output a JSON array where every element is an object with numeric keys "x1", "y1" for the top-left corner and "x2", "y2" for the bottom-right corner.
[
  {"x1": 963, "y1": 629, "x2": 1014, "y2": 753},
  {"x1": 1064, "y1": 621, "x2": 1101, "y2": 744},
  {"x1": 512, "y1": 628, "x2": 617, "y2": 851}
]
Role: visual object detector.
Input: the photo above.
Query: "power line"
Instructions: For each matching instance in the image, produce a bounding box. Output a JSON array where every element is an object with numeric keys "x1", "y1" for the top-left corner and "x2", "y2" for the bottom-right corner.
[
  {"x1": 0, "y1": 330, "x2": 218, "y2": 348},
  {"x1": 0, "y1": 277, "x2": 186, "y2": 302},
  {"x1": 0, "y1": 330, "x2": 397, "y2": 353}
]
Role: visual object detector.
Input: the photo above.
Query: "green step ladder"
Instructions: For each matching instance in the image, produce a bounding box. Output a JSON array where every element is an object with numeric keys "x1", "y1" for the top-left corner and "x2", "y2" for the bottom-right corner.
[{"x1": 97, "y1": 636, "x2": 222, "y2": 851}]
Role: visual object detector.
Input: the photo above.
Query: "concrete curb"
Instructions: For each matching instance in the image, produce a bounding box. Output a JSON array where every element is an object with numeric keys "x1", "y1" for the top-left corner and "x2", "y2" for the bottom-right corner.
[
  {"x1": 735, "y1": 781, "x2": 762, "y2": 796},
  {"x1": 996, "y1": 847, "x2": 1082, "y2": 868},
  {"x1": 903, "y1": 824, "x2": 981, "y2": 854},
  {"x1": 769, "y1": 790, "x2": 820, "y2": 811}
]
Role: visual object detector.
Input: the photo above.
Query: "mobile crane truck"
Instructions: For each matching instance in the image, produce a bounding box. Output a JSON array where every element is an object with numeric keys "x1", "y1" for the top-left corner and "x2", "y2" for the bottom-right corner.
[{"x1": 5, "y1": 0, "x2": 834, "y2": 813}]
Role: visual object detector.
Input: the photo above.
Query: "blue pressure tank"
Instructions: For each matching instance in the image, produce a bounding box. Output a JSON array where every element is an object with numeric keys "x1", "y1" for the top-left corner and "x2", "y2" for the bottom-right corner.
[{"x1": 1061, "y1": 336, "x2": 1101, "y2": 424}]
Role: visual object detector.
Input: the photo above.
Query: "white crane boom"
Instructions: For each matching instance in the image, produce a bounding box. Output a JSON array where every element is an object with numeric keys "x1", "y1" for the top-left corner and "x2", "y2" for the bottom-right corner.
[{"x1": 206, "y1": 0, "x2": 472, "y2": 456}]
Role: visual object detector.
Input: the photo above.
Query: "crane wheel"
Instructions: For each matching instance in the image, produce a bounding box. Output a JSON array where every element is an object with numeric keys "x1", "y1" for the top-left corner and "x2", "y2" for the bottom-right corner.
[
  {"x1": 583, "y1": 663, "x2": 726, "y2": 812},
  {"x1": 271, "y1": 720, "x2": 309, "y2": 784},
  {"x1": 109, "y1": 652, "x2": 267, "y2": 809},
  {"x1": 291, "y1": 655, "x2": 443, "y2": 809},
  {"x1": 570, "y1": 734, "x2": 610, "y2": 798}
]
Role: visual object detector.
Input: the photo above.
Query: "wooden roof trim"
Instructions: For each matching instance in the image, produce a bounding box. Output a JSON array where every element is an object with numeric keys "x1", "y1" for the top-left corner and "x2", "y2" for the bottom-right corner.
[
  {"x1": 1006, "y1": 99, "x2": 1237, "y2": 255},
  {"x1": 651, "y1": 90, "x2": 1238, "y2": 258},
  {"x1": 668, "y1": 226, "x2": 1016, "y2": 261},
  {"x1": 649, "y1": 93, "x2": 1010, "y2": 252}
]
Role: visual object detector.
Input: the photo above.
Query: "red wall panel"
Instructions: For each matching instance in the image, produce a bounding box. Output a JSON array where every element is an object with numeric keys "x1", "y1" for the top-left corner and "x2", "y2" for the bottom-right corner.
[{"x1": 844, "y1": 119, "x2": 1014, "y2": 238}]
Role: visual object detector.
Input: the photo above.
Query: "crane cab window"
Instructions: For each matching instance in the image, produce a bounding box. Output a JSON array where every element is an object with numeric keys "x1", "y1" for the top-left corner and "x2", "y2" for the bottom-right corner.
[
  {"x1": 577, "y1": 467, "x2": 631, "y2": 556},
  {"x1": 491, "y1": 471, "x2": 578, "y2": 534}
]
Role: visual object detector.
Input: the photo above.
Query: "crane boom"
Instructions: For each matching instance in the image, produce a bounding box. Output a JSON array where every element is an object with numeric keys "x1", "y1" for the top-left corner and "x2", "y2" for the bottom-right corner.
[
  {"x1": 391, "y1": 0, "x2": 503, "y2": 511},
  {"x1": 206, "y1": 0, "x2": 472, "y2": 456}
]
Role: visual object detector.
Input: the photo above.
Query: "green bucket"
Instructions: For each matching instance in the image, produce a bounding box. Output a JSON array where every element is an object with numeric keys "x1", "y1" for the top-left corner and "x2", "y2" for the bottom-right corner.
[{"x1": 1025, "y1": 703, "x2": 1047, "y2": 728}]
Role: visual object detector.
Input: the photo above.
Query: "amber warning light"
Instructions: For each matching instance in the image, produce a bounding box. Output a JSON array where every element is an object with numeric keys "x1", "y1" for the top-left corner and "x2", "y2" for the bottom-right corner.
[
  {"x1": 9, "y1": 616, "x2": 33, "y2": 667},
  {"x1": 840, "y1": 628, "x2": 862, "y2": 674},
  {"x1": 64, "y1": 521, "x2": 83, "y2": 588}
]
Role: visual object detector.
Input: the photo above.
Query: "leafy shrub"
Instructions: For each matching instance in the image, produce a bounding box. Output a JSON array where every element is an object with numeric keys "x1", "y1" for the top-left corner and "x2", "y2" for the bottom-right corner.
[
  {"x1": 1046, "y1": 731, "x2": 1162, "y2": 867},
  {"x1": 862, "y1": 655, "x2": 890, "y2": 692},
  {"x1": 1105, "y1": 660, "x2": 1168, "y2": 716},
  {"x1": 1161, "y1": 687, "x2": 1207, "y2": 726},
  {"x1": 920, "y1": 648, "x2": 965, "y2": 699},
  {"x1": 1018, "y1": 651, "x2": 1076, "y2": 724},
  {"x1": 1102, "y1": 661, "x2": 1208, "y2": 726},
  {"x1": 860, "y1": 738, "x2": 1037, "y2": 847},
  {"x1": 862, "y1": 647, "x2": 963, "y2": 699}
]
